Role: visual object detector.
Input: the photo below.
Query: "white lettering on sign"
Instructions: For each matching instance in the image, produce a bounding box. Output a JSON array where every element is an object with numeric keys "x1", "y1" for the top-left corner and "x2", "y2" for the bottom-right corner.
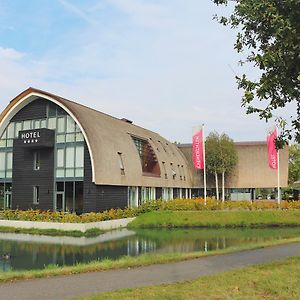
[
  {"x1": 21, "y1": 131, "x2": 41, "y2": 144},
  {"x1": 21, "y1": 131, "x2": 41, "y2": 140}
]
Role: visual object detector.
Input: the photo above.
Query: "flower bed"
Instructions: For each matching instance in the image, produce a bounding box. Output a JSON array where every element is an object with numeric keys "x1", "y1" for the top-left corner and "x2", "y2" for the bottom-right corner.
[{"x1": 0, "y1": 198, "x2": 299, "y2": 223}]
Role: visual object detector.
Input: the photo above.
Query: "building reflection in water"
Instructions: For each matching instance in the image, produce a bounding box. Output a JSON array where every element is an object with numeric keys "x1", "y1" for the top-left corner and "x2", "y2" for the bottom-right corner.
[{"x1": 1, "y1": 227, "x2": 300, "y2": 272}]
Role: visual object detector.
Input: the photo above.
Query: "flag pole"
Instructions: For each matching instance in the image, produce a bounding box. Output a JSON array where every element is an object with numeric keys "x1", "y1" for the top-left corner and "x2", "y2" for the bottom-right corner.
[
  {"x1": 277, "y1": 148, "x2": 280, "y2": 205},
  {"x1": 202, "y1": 124, "x2": 207, "y2": 206}
]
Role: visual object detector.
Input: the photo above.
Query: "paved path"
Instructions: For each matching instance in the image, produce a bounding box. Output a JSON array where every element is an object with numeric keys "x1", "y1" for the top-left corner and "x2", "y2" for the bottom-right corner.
[{"x1": 2, "y1": 242, "x2": 300, "y2": 300}]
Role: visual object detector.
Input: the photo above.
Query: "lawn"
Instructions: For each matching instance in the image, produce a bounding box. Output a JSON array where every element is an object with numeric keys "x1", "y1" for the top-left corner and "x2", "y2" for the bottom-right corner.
[
  {"x1": 128, "y1": 210, "x2": 300, "y2": 228},
  {"x1": 83, "y1": 255, "x2": 300, "y2": 299}
]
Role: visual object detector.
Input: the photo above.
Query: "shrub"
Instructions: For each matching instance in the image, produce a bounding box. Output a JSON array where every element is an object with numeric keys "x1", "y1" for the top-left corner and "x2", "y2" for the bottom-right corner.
[{"x1": 0, "y1": 198, "x2": 298, "y2": 223}]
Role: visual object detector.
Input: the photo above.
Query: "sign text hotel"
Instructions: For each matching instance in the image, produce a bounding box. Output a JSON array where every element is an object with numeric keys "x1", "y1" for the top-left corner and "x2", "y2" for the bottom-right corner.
[{"x1": 21, "y1": 131, "x2": 41, "y2": 144}]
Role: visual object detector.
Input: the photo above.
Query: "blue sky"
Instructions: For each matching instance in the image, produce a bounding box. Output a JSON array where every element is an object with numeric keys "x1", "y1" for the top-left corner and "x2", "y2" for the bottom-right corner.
[{"x1": 0, "y1": 0, "x2": 292, "y2": 143}]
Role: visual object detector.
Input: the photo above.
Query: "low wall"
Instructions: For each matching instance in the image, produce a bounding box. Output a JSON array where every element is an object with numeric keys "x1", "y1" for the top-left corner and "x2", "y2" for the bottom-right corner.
[{"x1": 0, "y1": 217, "x2": 136, "y2": 232}]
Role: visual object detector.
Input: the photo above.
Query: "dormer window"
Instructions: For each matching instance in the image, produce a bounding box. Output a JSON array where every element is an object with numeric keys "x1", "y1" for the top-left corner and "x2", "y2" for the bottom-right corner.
[{"x1": 132, "y1": 136, "x2": 160, "y2": 176}]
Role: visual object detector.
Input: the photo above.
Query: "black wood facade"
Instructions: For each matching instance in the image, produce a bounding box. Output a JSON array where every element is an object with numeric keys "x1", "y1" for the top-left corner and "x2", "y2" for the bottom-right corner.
[
  {"x1": 12, "y1": 134, "x2": 55, "y2": 210},
  {"x1": 83, "y1": 144, "x2": 128, "y2": 213},
  {"x1": 11, "y1": 98, "x2": 48, "y2": 122}
]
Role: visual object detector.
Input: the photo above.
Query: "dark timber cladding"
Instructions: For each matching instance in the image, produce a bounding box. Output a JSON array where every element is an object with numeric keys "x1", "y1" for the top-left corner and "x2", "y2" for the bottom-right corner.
[
  {"x1": 11, "y1": 98, "x2": 48, "y2": 121},
  {"x1": 83, "y1": 144, "x2": 127, "y2": 213},
  {"x1": 12, "y1": 129, "x2": 55, "y2": 210}
]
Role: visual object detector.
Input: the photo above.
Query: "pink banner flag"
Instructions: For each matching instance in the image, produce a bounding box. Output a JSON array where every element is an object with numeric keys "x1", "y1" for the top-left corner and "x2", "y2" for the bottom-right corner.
[
  {"x1": 192, "y1": 129, "x2": 204, "y2": 169},
  {"x1": 267, "y1": 128, "x2": 278, "y2": 170}
]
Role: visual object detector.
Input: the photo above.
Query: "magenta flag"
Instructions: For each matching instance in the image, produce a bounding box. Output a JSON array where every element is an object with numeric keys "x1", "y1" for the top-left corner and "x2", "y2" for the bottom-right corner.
[
  {"x1": 192, "y1": 129, "x2": 204, "y2": 169},
  {"x1": 267, "y1": 128, "x2": 278, "y2": 170}
]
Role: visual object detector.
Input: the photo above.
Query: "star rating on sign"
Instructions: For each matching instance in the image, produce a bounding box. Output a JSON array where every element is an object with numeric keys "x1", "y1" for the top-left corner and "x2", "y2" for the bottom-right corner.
[{"x1": 23, "y1": 139, "x2": 39, "y2": 144}]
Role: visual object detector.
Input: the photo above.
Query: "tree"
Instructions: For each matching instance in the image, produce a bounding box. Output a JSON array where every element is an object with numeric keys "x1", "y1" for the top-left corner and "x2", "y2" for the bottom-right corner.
[
  {"x1": 289, "y1": 144, "x2": 300, "y2": 185},
  {"x1": 206, "y1": 132, "x2": 238, "y2": 201},
  {"x1": 219, "y1": 133, "x2": 238, "y2": 201},
  {"x1": 206, "y1": 132, "x2": 222, "y2": 200},
  {"x1": 213, "y1": 0, "x2": 300, "y2": 146}
]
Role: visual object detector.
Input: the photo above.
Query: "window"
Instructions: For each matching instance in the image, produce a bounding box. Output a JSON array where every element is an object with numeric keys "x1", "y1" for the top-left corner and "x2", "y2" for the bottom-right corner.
[
  {"x1": 57, "y1": 117, "x2": 65, "y2": 133},
  {"x1": 66, "y1": 116, "x2": 75, "y2": 133},
  {"x1": 132, "y1": 136, "x2": 160, "y2": 176},
  {"x1": 0, "y1": 152, "x2": 5, "y2": 178},
  {"x1": 117, "y1": 152, "x2": 125, "y2": 175},
  {"x1": 34, "y1": 151, "x2": 40, "y2": 170},
  {"x1": 33, "y1": 186, "x2": 39, "y2": 204},
  {"x1": 56, "y1": 148, "x2": 64, "y2": 168},
  {"x1": 170, "y1": 163, "x2": 176, "y2": 180},
  {"x1": 15, "y1": 122, "x2": 22, "y2": 137},
  {"x1": 48, "y1": 117, "x2": 56, "y2": 129},
  {"x1": 23, "y1": 120, "x2": 31, "y2": 130},
  {"x1": 76, "y1": 146, "x2": 83, "y2": 164},
  {"x1": 33, "y1": 120, "x2": 40, "y2": 129},
  {"x1": 7, "y1": 123, "x2": 15, "y2": 138}
]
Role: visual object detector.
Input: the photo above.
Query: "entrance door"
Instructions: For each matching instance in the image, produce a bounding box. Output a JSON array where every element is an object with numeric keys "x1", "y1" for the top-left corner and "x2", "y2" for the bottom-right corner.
[
  {"x1": 55, "y1": 192, "x2": 65, "y2": 212},
  {"x1": 4, "y1": 192, "x2": 12, "y2": 209}
]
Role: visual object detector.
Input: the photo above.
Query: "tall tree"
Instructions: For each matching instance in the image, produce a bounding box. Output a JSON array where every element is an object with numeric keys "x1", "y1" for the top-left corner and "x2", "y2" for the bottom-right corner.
[
  {"x1": 289, "y1": 144, "x2": 300, "y2": 185},
  {"x1": 213, "y1": 0, "x2": 300, "y2": 146},
  {"x1": 206, "y1": 132, "x2": 238, "y2": 201},
  {"x1": 219, "y1": 134, "x2": 238, "y2": 201}
]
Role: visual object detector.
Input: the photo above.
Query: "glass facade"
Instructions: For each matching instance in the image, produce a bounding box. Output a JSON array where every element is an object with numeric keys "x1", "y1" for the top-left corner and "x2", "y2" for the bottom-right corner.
[
  {"x1": 0, "y1": 101, "x2": 85, "y2": 212},
  {"x1": 0, "y1": 104, "x2": 85, "y2": 181}
]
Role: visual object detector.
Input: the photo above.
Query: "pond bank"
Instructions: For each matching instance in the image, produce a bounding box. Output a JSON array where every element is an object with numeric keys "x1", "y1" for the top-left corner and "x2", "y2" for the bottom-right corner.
[
  {"x1": 0, "y1": 217, "x2": 135, "y2": 234},
  {"x1": 128, "y1": 210, "x2": 300, "y2": 228}
]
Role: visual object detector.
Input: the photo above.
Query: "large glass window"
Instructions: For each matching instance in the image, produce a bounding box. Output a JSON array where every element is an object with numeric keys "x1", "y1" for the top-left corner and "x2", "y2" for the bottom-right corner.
[
  {"x1": 7, "y1": 123, "x2": 14, "y2": 139},
  {"x1": 57, "y1": 117, "x2": 65, "y2": 133},
  {"x1": 66, "y1": 146, "x2": 75, "y2": 168},
  {"x1": 0, "y1": 152, "x2": 5, "y2": 178},
  {"x1": 6, "y1": 152, "x2": 12, "y2": 169},
  {"x1": 132, "y1": 136, "x2": 160, "y2": 176},
  {"x1": 57, "y1": 148, "x2": 64, "y2": 168}
]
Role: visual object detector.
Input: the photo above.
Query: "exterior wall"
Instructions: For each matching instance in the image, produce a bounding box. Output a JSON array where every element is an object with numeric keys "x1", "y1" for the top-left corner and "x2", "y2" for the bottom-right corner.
[
  {"x1": 83, "y1": 143, "x2": 128, "y2": 212},
  {"x1": 9, "y1": 100, "x2": 55, "y2": 210},
  {"x1": 11, "y1": 98, "x2": 48, "y2": 122},
  {"x1": 227, "y1": 142, "x2": 289, "y2": 188},
  {"x1": 178, "y1": 142, "x2": 289, "y2": 189},
  {"x1": 12, "y1": 145, "x2": 54, "y2": 210}
]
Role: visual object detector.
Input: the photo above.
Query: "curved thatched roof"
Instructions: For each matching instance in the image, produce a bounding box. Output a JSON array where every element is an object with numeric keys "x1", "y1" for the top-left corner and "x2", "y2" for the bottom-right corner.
[{"x1": 0, "y1": 88, "x2": 192, "y2": 187}]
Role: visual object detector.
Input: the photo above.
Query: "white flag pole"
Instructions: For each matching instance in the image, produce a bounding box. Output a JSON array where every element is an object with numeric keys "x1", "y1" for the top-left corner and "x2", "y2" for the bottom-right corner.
[
  {"x1": 202, "y1": 124, "x2": 207, "y2": 206},
  {"x1": 277, "y1": 148, "x2": 280, "y2": 205}
]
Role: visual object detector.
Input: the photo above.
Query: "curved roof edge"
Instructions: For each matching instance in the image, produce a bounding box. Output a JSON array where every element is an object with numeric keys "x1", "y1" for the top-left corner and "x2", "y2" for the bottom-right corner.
[{"x1": 0, "y1": 88, "x2": 193, "y2": 188}]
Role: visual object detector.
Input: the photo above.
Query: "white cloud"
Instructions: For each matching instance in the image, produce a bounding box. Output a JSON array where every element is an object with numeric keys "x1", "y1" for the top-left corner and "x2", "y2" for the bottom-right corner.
[{"x1": 0, "y1": 47, "x2": 25, "y2": 60}]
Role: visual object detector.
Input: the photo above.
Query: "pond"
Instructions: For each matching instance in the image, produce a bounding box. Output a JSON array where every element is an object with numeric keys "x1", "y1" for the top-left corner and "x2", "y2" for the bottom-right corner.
[{"x1": 0, "y1": 227, "x2": 300, "y2": 272}]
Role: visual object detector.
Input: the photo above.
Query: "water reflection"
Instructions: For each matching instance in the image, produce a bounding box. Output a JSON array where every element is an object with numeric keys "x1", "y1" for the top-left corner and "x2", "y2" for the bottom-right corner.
[{"x1": 0, "y1": 227, "x2": 300, "y2": 272}]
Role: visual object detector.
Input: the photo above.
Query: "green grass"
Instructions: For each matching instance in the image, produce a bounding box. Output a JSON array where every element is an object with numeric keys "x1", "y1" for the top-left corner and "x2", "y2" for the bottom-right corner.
[
  {"x1": 1, "y1": 237, "x2": 300, "y2": 283},
  {"x1": 129, "y1": 210, "x2": 300, "y2": 228},
  {"x1": 0, "y1": 226, "x2": 103, "y2": 237},
  {"x1": 84, "y1": 255, "x2": 300, "y2": 299}
]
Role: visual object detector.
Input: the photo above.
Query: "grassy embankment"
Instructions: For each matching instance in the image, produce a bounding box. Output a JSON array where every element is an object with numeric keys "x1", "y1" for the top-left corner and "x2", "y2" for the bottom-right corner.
[
  {"x1": 0, "y1": 226, "x2": 102, "y2": 237},
  {"x1": 128, "y1": 210, "x2": 300, "y2": 228},
  {"x1": 84, "y1": 255, "x2": 300, "y2": 299}
]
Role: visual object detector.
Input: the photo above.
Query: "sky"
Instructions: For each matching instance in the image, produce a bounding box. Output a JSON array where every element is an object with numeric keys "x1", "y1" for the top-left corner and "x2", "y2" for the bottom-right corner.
[{"x1": 0, "y1": 0, "x2": 294, "y2": 143}]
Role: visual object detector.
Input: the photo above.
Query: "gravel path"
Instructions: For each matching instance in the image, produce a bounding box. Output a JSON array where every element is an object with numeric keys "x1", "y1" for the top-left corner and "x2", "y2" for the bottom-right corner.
[{"x1": 2, "y1": 242, "x2": 300, "y2": 300}]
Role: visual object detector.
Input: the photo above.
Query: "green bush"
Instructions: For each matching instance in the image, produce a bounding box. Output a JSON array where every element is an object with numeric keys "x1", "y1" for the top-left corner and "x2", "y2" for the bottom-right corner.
[{"x1": 0, "y1": 198, "x2": 300, "y2": 223}]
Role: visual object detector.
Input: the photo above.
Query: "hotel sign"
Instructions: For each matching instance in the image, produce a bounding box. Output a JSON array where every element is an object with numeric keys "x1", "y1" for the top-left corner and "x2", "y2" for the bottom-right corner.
[{"x1": 17, "y1": 129, "x2": 54, "y2": 148}]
